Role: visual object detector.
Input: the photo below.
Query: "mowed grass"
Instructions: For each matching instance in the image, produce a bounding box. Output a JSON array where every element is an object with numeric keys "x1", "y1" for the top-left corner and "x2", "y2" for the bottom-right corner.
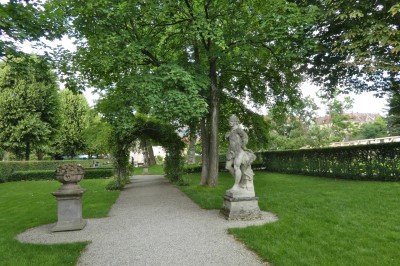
[
  {"x1": 134, "y1": 164, "x2": 165, "y2": 175},
  {"x1": 180, "y1": 172, "x2": 400, "y2": 266},
  {"x1": 0, "y1": 179, "x2": 119, "y2": 266}
]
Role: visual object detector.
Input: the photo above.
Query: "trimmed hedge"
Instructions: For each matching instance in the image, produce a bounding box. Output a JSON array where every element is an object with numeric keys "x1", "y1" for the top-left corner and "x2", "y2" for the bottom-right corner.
[
  {"x1": 8, "y1": 168, "x2": 114, "y2": 182},
  {"x1": 84, "y1": 168, "x2": 114, "y2": 179},
  {"x1": 260, "y1": 142, "x2": 400, "y2": 181},
  {"x1": 8, "y1": 170, "x2": 55, "y2": 182},
  {"x1": 0, "y1": 159, "x2": 111, "y2": 182}
]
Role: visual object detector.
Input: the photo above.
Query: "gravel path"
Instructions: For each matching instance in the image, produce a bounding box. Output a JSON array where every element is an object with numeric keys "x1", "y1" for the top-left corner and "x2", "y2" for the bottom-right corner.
[{"x1": 17, "y1": 175, "x2": 278, "y2": 266}]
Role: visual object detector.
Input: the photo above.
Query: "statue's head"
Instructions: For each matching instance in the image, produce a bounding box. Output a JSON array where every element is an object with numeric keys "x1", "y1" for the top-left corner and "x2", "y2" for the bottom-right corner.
[{"x1": 229, "y1": 115, "x2": 239, "y2": 126}]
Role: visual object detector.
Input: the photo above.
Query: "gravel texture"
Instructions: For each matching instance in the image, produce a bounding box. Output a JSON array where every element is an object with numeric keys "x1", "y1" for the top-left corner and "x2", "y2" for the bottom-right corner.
[{"x1": 17, "y1": 175, "x2": 278, "y2": 266}]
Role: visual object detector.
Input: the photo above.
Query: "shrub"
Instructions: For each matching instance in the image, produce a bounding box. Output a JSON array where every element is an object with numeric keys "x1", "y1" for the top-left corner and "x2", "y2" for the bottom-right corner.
[
  {"x1": 0, "y1": 159, "x2": 111, "y2": 182},
  {"x1": 184, "y1": 164, "x2": 202, "y2": 173},
  {"x1": 84, "y1": 168, "x2": 114, "y2": 179},
  {"x1": 105, "y1": 177, "x2": 127, "y2": 190},
  {"x1": 8, "y1": 168, "x2": 114, "y2": 182},
  {"x1": 260, "y1": 142, "x2": 400, "y2": 181},
  {"x1": 9, "y1": 170, "x2": 55, "y2": 181}
]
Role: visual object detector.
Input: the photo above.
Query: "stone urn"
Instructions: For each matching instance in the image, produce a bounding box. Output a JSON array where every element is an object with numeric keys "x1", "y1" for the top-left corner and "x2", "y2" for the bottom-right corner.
[
  {"x1": 52, "y1": 164, "x2": 87, "y2": 232},
  {"x1": 55, "y1": 164, "x2": 85, "y2": 189}
]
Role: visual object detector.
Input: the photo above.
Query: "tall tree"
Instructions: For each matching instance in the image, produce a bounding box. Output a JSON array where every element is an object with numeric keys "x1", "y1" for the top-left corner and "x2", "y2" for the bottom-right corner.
[
  {"x1": 82, "y1": 110, "x2": 112, "y2": 158},
  {"x1": 322, "y1": 94, "x2": 355, "y2": 141},
  {"x1": 356, "y1": 117, "x2": 387, "y2": 139},
  {"x1": 54, "y1": 0, "x2": 317, "y2": 185},
  {"x1": 55, "y1": 89, "x2": 90, "y2": 158},
  {"x1": 0, "y1": 55, "x2": 60, "y2": 160}
]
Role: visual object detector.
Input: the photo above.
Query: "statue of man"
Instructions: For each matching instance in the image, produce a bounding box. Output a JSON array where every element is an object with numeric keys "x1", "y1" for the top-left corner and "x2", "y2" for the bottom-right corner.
[{"x1": 225, "y1": 115, "x2": 256, "y2": 193}]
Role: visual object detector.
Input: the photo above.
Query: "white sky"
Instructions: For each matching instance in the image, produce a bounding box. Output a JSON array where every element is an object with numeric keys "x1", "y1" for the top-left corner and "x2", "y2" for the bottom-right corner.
[{"x1": 301, "y1": 83, "x2": 388, "y2": 116}]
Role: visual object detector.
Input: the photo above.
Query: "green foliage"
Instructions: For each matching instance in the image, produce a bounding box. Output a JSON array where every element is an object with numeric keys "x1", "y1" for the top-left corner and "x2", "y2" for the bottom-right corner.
[
  {"x1": 299, "y1": 0, "x2": 400, "y2": 95},
  {"x1": 105, "y1": 177, "x2": 127, "y2": 191},
  {"x1": 355, "y1": 117, "x2": 388, "y2": 139},
  {"x1": 0, "y1": 55, "x2": 60, "y2": 160},
  {"x1": 387, "y1": 92, "x2": 400, "y2": 136},
  {"x1": 0, "y1": 0, "x2": 65, "y2": 58},
  {"x1": 267, "y1": 95, "x2": 330, "y2": 150},
  {"x1": 9, "y1": 170, "x2": 55, "y2": 181},
  {"x1": 82, "y1": 168, "x2": 114, "y2": 179},
  {"x1": 53, "y1": 0, "x2": 319, "y2": 186},
  {"x1": 0, "y1": 179, "x2": 119, "y2": 265},
  {"x1": 0, "y1": 159, "x2": 110, "y2": 182},
  {"x1": 105, "y1": 114, "x2": 185, "y2": 184},
  {"x1": 322, "y1": 94, "x2": 355, "y2": 141},
  {"x1": 54, "y1": 89, "x2": 90, "y2": 158},
  {"x1": 82, "y1": 110, "x2": 112, "y2": 156},
  {"x1": 8, "y1": 168, "x2": 113, "y2": 182},
  {"x1": 260, "y1": 142, "x2": 400, "y2": 181}
]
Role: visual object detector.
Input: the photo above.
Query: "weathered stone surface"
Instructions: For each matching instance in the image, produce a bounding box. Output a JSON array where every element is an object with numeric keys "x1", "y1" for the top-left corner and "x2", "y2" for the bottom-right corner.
[
  {"x1": 221, "y1": 194, "x2": 261, "y2": 220},
  {"x1": 222, "y1": 115, "x2": 262, "y2": 220},
  {"x1": 52, "y1": 164, "x2": 86, "y2": 232}
]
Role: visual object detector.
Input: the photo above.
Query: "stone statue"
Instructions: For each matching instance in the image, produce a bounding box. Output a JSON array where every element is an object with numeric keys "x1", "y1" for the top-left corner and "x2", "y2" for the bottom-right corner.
[
  {"x1": 225, "y1": 115, "x2": 256, "y2": 196},
  {"x1": 221, "y1": 115, "x2": 261, "y2": 220}
]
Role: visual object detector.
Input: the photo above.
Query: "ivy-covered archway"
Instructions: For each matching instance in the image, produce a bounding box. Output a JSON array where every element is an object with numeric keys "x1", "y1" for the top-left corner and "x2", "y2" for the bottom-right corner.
[{"x1": 109, "y1": 115, "x2": 185, "y2": 188}]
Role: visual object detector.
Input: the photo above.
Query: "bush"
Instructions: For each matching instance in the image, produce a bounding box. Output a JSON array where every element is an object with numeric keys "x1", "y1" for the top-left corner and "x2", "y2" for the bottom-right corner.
[
  {"x1": 184, "y1": 164, "x2": 202, "y2": 173},
  {"x1": 84, "y1": 168, "x2": 114, "y2": 179},
  {"x1": 8, "y1": 168, "x2": 114, "y2": 182},
  {"x1": 260, "y1": 142, "x2": 400, "y2": 181},
  {"x1": 105, "y1": 177, "x2": 127, "y2": 190},
  {"x1": 0, "y1": 159, "x2": 111, "y2": 182},
  {"x1": 8, "y1": 170, "x2": 55, "y2": 181}
]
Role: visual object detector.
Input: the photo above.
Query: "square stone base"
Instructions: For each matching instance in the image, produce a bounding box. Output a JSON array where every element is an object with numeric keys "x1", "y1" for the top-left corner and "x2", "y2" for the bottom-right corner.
[
  {"x1": 221, "y1": 194, "x2": 261, "y2": 220},
  {"x1": 52, "y1": 219, "x2": 87, "y2": 232},
  {"x1": 52, "y1": 193, "x2": 86, "y2": 232}
]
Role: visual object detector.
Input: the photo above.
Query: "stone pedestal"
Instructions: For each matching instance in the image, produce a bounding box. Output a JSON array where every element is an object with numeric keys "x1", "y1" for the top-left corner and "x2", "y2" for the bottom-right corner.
[
  {"x1": 221, "y1": 191, "x2": 261, "y2": 220},
  {"x1": 52, "y1": 187, "x2": 87, "y2": 232},
  {"x1": 52, "y1": 164, "x2": 87, "y2": 232}
]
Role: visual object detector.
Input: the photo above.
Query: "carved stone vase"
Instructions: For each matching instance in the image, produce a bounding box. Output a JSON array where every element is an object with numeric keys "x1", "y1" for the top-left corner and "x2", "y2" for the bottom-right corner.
[{"x1": 51, "y1": 164, "x2": 87, "y2": 232}]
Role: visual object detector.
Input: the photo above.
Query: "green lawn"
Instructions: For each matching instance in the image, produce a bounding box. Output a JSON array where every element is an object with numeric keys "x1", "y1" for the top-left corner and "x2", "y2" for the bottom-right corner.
[
  {"x1": 134, "y1": 164, "x2": 164, "y2": 175},
  {"x1": 0, "y1": 179, "x2": 119, "y2": 266},
  {"x1": 180, "y1": 172, "x2": 400, "y2": 266}
]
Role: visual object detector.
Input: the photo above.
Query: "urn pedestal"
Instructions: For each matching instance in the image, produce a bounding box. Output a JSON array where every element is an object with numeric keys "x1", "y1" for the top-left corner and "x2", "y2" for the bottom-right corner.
[
  {"x1": 221, "y1": 190, "x2": 261, "y2": 220},
  {"x1": 52, "y1": 165, "x2": 87, "y2": 232}
]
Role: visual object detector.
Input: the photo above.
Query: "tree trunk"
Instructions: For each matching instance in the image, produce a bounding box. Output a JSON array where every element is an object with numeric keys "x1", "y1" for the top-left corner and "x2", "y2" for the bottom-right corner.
[
  {"x1": 187, "y1": 126, "x2": 197, "y2": 164},
  {"x1": 25, "y1": 142, "x2": 30, "y2": 161},
  {"x1": 200, "y1": 117, "x2": 209, "y2": 185},
  {"x1": 147, "y1": 145, "x2": 157, "y2": 165},
  {"x1": 206, "y1": 58, "x2": 219, "y2": 186},
  {"x1": 36, "y1": 152, "x2": 44, "y2": 160}
]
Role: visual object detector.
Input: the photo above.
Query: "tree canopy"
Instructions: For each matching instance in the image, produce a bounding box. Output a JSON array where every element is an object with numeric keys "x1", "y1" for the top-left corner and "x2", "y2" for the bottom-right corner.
[
  {"x1": 294, "y1": 0, "x2": 400, "y2": 95},
  {"x1": 54, "y1": 89, "x2": 90, "y2": 158},
  {"x1": 0, "y1": 55, "x2": 60, "y2": 160},
  {"x1": 53, "y1": 0, "x2": 318, "y2": 185},
  {"x1": 0, "y1": 0, "x2": 65, "y2": 58}
]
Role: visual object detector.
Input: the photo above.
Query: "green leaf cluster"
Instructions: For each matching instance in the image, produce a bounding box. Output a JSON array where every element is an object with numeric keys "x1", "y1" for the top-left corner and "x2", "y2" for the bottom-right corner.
[
  {"x1": 0, "y1": 56, "x2": 60, "y2": 160},
  {"x1": 298, "y1": 0, "x2": 400, "y2": 94}
]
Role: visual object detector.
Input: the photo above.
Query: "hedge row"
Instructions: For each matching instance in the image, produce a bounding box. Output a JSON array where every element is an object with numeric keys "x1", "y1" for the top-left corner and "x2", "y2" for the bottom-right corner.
[
  {"x1": 0, "y1": 159, "x2": 112, "y2": 182},
  {"x1": 7, "y1": 168, "x2": 114, "y2": 182},
  {"x1": 260, "y1": 142, "x2": 400, "y2": 181}
]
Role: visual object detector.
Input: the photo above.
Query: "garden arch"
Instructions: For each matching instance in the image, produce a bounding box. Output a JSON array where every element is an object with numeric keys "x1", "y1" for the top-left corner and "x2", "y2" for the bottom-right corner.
[{"x1": 110, "y1": 115, "x2": 185, "y2": 186}]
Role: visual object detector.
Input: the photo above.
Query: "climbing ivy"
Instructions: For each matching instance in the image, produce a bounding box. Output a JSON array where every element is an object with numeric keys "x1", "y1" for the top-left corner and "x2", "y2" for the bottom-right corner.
[{"x1": 108, "y1": 114, "x2": 185, "y2": 187}]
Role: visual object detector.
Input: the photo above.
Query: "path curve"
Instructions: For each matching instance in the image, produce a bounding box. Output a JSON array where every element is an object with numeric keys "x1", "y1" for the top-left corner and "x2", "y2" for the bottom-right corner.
[{"x1": 17, "y1": 175, "x2": 277, "y2": 266}]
